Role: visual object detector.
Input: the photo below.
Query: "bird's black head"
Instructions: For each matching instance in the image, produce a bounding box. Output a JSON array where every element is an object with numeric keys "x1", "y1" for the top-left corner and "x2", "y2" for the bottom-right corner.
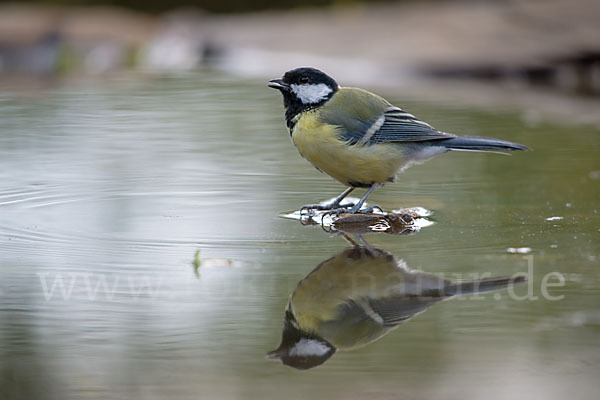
[
  {"x1": 268, "y1": 67, "x2": 339, "y2": 129},
  {"x1": 266, "y1": 308, "x2": 336, "y2": 370}
]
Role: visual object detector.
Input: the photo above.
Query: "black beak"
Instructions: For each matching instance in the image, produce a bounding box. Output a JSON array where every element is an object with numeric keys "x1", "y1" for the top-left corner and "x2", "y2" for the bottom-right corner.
[
  {"x1": 265, "y1": 349, "x2": 282, "y2": 360},
  {"x1": 268, "y1": 78, "x2": 289, "y2": 91}
]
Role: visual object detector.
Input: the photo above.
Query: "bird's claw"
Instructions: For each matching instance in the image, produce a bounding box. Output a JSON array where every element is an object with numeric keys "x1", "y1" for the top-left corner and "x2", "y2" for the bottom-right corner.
[
  {"x1": 322, "y1": 208, "x2": 350, "y2": 218},
  {"x1": 299, "y1": 204, "x2": 319, "y2": 216},
  {"x1": 321, "y1": 205, "x2": 384, "y2": 222},
  {"x1": 299, "y1": 201, "x2": 356, "y2": 216}
]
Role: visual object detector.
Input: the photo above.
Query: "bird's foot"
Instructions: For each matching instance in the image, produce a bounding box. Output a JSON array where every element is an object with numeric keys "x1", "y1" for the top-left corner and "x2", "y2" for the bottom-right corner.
[
  {"x1": 299, "y1": 201, "x2": 356, "y2": 216},
  {"x1": 322, "y1": 204, "x2": 384, "y2": 221},
  {"x1": 359, "y1": 205, "x2": 384, "y2": 214},
  {"x1": 321, "y1": 207, "x2": 350, "y2": 218}
]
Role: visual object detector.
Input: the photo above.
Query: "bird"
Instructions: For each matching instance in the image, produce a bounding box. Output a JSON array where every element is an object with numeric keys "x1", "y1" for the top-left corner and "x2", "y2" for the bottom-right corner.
[
  {"x1": 267, "y1": 236, "x2": 525, "y2": 370},
  {"x1": 268, "y1": 67, "x2": 530, "y2": 214}
]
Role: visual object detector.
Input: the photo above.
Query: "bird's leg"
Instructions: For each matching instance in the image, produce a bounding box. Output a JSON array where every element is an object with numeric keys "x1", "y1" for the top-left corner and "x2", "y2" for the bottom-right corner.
[
  {"x1": 322, "y1": 183, "x2": 382, "y2": 217},
  {"x1": 346, "y1": 183, "x2": 381, "y2": 213},
  {"x1": 339, "y1": 232, "x2": 362, "y2": 248},
  {"x1": 354, "y1": 234, "x2": 380, "y2": 256},
  {"x1": 323, "y1": 186, "x2": 356, "y2": 208},
  {"x1": 300, "y1": 187, "x2": 355, "y2": 215}
]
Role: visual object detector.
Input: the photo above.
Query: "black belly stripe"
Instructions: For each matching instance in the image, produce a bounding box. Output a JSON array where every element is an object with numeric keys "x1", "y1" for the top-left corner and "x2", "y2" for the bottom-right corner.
[
  {"x1": 348, "y1": 178, "x2": 393, "y2": 187},
  {"x1": 348, "y1": 181, "x2": 374, "y2": 188}
]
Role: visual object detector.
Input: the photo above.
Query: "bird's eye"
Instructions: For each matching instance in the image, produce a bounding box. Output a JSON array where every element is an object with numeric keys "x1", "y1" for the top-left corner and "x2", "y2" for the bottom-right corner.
[{"x1": 300, "y1": 77, "x2": 309, "y2": 84}]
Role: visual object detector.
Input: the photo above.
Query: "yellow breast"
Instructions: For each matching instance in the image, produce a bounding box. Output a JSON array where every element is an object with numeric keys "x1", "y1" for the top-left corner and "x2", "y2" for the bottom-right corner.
[
  {"x1": 291, "y1": 111, "x2": 406, "y2": 186},
  {"x1": 290, "y1": 251, "x2": 405, "y2": 337}
]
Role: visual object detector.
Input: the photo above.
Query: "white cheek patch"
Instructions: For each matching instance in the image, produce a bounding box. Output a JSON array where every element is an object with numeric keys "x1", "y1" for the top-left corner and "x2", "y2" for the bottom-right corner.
[
  {"x1": 289, "y1": 338, "x2": 331, "y2": 357},
  {"x1": 290, "y1": 83, "x2": 332, "y2": 104}
]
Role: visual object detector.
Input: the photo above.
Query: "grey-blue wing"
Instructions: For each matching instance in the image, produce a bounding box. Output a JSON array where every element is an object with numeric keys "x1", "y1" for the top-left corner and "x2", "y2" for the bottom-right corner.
[
  {"x1": 340, "y1": 107, "x2": 455, "y2": 145},
  {"x1": 317, "y1": 295, "x2": 446, "y2": 348},
  {"x1": 340, "y1": 296, "x2": 445, "y2": 328}
]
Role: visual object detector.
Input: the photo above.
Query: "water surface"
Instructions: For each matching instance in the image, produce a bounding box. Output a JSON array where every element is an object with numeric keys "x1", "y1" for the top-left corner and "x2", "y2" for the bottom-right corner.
[{"x1": 1, "y1": 70, "x2": 599, "y2": 399}]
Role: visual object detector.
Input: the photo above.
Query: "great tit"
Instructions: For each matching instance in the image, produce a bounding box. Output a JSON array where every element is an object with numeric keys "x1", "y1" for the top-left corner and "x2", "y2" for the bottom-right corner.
[
  {"x1": 268, "y1": 67, "x2": 530, "y2": 213},
  {"x1": 267, "y1": 239, "x2": 524, "y2": 370}
]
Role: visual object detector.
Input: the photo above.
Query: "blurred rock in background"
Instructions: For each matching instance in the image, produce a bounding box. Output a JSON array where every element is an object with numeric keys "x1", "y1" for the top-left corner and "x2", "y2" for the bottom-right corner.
[
  {"x1": 0, "y1": 4, "x2": 155, "y2": 75},
  {"x1": 139, "y1": 9, "x2": 206, "y2": 72},
  {"x1": 0, "y1": 0, "x2": 599, "y2": 119}
]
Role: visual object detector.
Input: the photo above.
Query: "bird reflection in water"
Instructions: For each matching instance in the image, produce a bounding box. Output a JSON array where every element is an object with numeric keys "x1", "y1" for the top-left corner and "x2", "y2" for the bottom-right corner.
[{"x1": 267, "y1": 235, "x2": 524, "y2": 370}]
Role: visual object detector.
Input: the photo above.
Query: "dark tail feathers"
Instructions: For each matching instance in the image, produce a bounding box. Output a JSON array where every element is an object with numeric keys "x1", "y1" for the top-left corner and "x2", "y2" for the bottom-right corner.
[
  {"x1": 444, "y1": 276, "x2": 526, "y2": 296},
  {"x1": 439, "y1": 136, "x2": 531, "y2": 152}
]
